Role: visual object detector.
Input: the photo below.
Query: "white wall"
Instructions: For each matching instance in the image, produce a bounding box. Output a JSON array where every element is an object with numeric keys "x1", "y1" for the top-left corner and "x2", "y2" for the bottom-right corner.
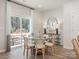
[
  {"x1": 42, "y1": 7, "x2": 63, "y2": 31},
  {"x1": 7, "y1": 2, "x2": 31, "y2": 17},
  {"x1": 63, "y1": 0, "x2": 79, "y2": 49},
  {"x1": 43, "y1": 7, "x2": 63, "y2": 22},
  {"x1": 31, "y1": 10, "x2": 43, "y2": 37},
  {"x1": 42, "y1": 7, "x2": 63, "y2": 45},
  {"x1": 43, "y1": 0, "x2": 79, "y2": 49},
  {"x1": 0, "y1": 0, "x2": 6, "y2": 53}
]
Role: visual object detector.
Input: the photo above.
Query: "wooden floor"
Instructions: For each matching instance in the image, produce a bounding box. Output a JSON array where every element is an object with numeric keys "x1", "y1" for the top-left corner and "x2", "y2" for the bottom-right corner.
[{"x1": 0, "y1": 46, "x2": 78, "y2": 59}]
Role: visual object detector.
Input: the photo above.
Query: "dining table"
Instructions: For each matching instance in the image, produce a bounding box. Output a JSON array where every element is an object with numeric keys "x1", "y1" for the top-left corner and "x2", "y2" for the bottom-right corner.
[{"x1": 25, "y1": 36, "x2": 54, "y2": 55}]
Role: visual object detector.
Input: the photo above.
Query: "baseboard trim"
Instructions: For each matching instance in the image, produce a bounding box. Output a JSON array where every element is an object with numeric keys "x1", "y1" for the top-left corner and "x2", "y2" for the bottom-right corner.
[
  {"x1": 0, "y1": 49, "x2": 6, "y2": 53},
  {"x1": 63, "y1": 46, "x2": 73, "y2": 49}
]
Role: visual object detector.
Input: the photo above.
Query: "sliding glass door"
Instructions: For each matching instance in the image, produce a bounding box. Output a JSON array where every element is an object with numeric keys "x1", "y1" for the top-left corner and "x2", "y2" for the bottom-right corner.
[{"x1": 10, "y1": 17, "x2": 30, "y2": 47}]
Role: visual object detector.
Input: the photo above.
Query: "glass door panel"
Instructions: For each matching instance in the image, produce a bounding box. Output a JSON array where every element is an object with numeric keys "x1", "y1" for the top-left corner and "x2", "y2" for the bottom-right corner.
[
  {"x1": 10, "y1": 17, "x2": 30, "y2": 47},
  {"x1": 11, "y1": 17, "x2": 20, "y2": 33},
  {"x1": 22, "y1": 18, "x2": 30, "y2": 33},
  {"x1": 10, "y1": 17, "x2": 21, "y2": 47}
]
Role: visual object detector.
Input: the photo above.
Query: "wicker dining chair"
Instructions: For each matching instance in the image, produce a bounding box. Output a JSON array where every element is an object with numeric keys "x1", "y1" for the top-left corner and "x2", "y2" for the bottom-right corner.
[
  {"x1": 34, "y1": 38, "x2": 46, "y2": 59},
  {"x1": 72, "y1": 39, "x2": 79, "y2": 58},
  {"x1": 23, "y1": 36, "x2": 35, "y2": 57},
  {"x1": 45, "y1": 37, "x2": 55, "y2": 56}
]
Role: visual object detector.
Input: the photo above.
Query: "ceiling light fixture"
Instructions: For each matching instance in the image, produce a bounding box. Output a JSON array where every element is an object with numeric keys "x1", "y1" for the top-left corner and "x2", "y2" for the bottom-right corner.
[{"x1": 38, "y1": 5, "x2": 42, "y2": 8}]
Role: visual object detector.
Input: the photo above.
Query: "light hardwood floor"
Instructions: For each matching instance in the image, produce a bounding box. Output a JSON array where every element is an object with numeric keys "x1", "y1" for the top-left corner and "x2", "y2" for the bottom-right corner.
[{"x1": 0, "y1": 46, "x2": 78, "y2": 59}]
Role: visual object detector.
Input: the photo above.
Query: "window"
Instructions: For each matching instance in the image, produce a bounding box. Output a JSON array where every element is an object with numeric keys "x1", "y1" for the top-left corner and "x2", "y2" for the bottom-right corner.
[
  {"x1": 22, "y1": 18, "x2": 30, "y2": 33},
  {"x1": 11, "y1": 17, "x2": 20, "y2": 33},
  {"x1": 11, "y1": 17, "x2": 30, "y2": 34}
]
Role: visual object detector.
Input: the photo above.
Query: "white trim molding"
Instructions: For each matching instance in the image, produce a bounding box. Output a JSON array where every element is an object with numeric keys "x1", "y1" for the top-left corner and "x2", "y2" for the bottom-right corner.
[{"x1": 63, "y1": 46, "x2": 73, "y2": 49}]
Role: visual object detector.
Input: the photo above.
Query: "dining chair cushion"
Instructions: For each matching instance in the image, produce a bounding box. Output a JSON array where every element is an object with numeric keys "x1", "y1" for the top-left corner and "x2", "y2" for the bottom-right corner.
[
  {"x1": 28, "y1": 44, "x2": 35, "y2": 47},
  {"x1": 45, "y1": 42, "x2": 54, "y2": 47}
]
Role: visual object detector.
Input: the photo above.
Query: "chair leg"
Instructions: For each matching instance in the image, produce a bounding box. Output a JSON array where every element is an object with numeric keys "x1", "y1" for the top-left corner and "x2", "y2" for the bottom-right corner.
[
  {"x1": 51, "y1": 46, "x2": 55, "y2": 56},
  {"x1": 45, "y1": 46, "x2": 48, "y2": 53},
  {"x1": 53, "y1": 46, "x2": 55, "y2": 56},
  {"x1": 23, "y1": 47, "x2": 25, "y2": 55},
  {"x1": 26, "y1": 48, "x2": 28, "y2": 59},
  {"x1": 51, "y1": 47, "x2": 53, "y2": 56},
  {"x1": 31, "y1": 47, "x2": 34, "y2": 55},
  {"x1": 42, "y1": 48, "x2": 45, "y2": 59},
  {"x1": 35, "y1": 49, "x2": 37, "y2": 59}
]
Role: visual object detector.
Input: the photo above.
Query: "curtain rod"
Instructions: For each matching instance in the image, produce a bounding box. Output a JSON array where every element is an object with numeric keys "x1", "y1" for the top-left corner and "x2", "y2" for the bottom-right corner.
[{"x1": 7, "y1": 0, "x2": 35, "y2": 10}]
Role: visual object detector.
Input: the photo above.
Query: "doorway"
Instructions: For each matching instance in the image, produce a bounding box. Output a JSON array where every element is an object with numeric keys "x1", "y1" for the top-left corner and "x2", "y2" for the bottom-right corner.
[{"x1": 9, "y1": 17, "x2": 31, "y2": 48}]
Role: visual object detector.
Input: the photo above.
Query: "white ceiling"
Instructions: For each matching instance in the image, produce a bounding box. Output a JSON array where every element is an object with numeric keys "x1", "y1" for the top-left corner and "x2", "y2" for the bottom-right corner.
[{"x1": 11, "y1": 0, "x2": 71, "y2": 11}]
